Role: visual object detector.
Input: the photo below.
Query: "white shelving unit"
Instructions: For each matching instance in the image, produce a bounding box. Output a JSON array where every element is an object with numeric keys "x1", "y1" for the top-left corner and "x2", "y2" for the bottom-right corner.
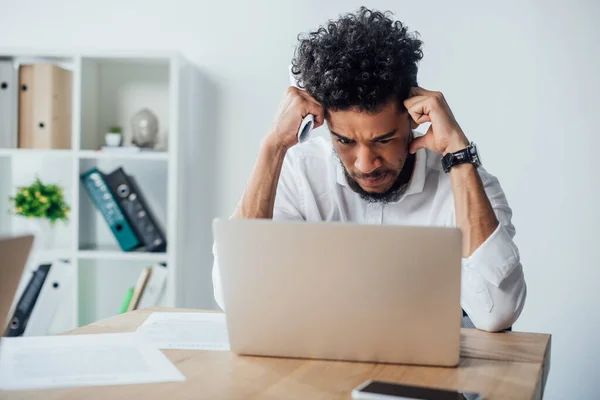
[{"x1": 0, "y1": 49, "x2": 218, "y2": 332}]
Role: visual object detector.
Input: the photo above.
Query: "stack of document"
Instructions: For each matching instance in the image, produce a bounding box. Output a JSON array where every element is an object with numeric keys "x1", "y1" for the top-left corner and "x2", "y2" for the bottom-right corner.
[
  {"x1": 0, "y1": 312, "x2": 230, "y2": 391},
  {"x1": 136, "y1": 312, "x2": 230, "y2": 350}
]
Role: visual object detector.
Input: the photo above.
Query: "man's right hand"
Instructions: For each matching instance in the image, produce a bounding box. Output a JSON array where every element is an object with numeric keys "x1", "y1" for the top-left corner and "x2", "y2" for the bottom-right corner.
[
  {"x1": 268, "y1": 87, "x2": 325, "y2": 150},
  {"x1": 232, "y1": 87, "x2": 324, "y2": 220}
]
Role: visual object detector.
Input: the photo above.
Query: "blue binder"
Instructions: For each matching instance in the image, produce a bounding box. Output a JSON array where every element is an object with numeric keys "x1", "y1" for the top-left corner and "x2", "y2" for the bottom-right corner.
[
  {"x1": 80, "y1": 168, "x2": 141, "y2": 251},
  {"x1": 105, "y1": 167, "x2": 167, "y2": 253}
]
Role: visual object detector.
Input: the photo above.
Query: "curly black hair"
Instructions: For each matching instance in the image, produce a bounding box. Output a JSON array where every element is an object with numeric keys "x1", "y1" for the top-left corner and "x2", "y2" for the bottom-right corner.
[{"x1": 291, "y1": 7, "x2": 423, "y2": 113}]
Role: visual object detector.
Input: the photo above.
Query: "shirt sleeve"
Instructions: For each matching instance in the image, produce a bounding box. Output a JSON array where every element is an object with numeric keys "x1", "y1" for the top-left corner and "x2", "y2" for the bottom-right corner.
[
  {"x1": 272, "y1": 152, "x2": 306, "y2": 221},
  {"x1": 459, "y1": 167, "x2": 527, "y2": 332},
  {"x1": 212, "y1": 152, "x2": 305, "y2": 310}
]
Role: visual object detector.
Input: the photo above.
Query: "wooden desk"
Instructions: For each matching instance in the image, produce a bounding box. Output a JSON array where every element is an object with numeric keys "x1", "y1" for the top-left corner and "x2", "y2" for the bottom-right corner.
[{"x1": 2, "y1": 307, "x2": 551, "y2": 400}]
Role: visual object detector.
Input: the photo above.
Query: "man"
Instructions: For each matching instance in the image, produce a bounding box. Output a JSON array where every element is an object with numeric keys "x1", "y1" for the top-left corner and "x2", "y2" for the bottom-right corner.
[{"x1": 213, "y1": 7, "x2": 526, "y2": 332}]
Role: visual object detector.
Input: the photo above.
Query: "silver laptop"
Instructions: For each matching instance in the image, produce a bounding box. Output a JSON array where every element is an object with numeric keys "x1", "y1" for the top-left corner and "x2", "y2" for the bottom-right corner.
[
  {"x1": 213, "y1": 219, "x2": 463, "y2": 367},
  {"x1": 0, "y1": 235, "x2": 34, "y2": 335}
]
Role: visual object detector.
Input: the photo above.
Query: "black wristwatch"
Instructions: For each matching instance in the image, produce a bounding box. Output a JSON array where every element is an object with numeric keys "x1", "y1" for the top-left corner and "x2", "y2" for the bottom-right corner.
[{"x1": 441, "y1": 142, "x2": 481, "y2": 173}]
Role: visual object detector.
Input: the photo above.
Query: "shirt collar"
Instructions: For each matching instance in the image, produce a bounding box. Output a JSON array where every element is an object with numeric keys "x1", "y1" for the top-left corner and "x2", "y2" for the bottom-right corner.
[
  {"x1": 335, "y1": 147, "x2": 428, "y2": 199},
  {"x1": 403, "y1": 147, "x2": 427, "y2": 197}
]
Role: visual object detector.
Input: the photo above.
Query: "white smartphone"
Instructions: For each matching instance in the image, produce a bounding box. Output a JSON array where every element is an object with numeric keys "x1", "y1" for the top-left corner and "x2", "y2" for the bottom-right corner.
[
  {"x1": 288, "y1": 64, "x2": 315, "y2": 143},
  {"x1": 351, "y1": 380, "x2": 484, "y2": 400},
  {"x1": 297, "y1": 114, "x2": 314, "y2": 143}
]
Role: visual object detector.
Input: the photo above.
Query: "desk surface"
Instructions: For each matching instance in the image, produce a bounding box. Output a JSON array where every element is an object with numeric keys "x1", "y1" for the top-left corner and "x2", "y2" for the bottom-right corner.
[{"x1": 2, "y1": 307, "x2": 551, "y2": 400}]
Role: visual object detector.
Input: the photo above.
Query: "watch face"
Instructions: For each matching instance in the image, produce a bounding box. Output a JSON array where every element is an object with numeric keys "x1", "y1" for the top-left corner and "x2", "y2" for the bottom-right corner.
[{"x1": 470, "y1": 143, "x2": 482, "y2": 167}]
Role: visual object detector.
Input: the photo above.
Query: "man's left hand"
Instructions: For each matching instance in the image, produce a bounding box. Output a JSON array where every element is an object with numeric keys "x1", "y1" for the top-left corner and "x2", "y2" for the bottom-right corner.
[{"x1": 404, "y1": 87, "x2": 470, "y2": 155}]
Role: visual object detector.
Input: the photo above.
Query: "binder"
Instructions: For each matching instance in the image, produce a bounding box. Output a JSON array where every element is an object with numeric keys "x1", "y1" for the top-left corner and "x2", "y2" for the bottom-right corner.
[
  {"x1": 24, "y1": 260, "x2": 73, "y2": 336},
  {"x1": 18, "y1": 63, "x2": 72, "y2": 149},
  {"x1": 105, "y1": 167, "x2": 167, "y2": 252},
  {"x1": 137, "y1": 263, "x2": 168, "y2": 309},
  {"x1": 0, "y1": 60, "x2": 18, "y2": 148},
  {"x1": 81, "y1": 168, "x2": 141, "y2": 251},
  {"x1": 4, "y1": 264, "x2": 51, "y2": 337},
  {"x1": 128, "y1": 267, "x2": 152, "y2": 312}
]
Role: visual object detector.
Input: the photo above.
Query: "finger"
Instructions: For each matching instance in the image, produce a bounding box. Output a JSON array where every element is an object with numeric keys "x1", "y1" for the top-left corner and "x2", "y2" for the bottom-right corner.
[
  {"x1": 410, "y1": 86, "x2": 435, "y2": 97},
  {"x1": 403, "y1": 94, "x2": 427, "y2": 109},
  {"x1": 410, "y1": 117, "x2": 420, "y2": 129},
  {"x1": 304, "y1": 100, "x2": 325, "y2": 128},
  {"x1": 407, "y1": 109, "x2": 431, "y2": 126},
  {"x1": 286, "y1": 88, "x2": 323, "y2": 125},
  {"x1": 286, "y1": 86, "x2": 319, "y2": 108},
  {"x1": 295, "y1": 89, "x2": 325, "y2": 128},
  {"x1": 408, "y1": 111, "x2": 429, "y2": 129},
  {"x1": 296, "y1": 88, "x2": 322, "y2": 107},
  {"x1": 409, "y1": 126, "x2": 434, "y2": 154},
  {"x1": 405, "y1": 97, "x2": 432, "y2": 126}
]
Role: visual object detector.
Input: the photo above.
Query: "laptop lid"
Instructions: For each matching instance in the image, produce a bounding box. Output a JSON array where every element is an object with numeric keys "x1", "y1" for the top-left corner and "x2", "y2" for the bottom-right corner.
[
  {"x1": 213, "y1": 219, "x2": 463, "y2": 367},
  {"x1": 0, "y1": 235, "x2": 34, "y2": 334}
]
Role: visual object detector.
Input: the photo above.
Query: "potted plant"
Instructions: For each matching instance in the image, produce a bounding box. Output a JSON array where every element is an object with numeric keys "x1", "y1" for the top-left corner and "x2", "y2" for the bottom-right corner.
[
  {"x1": 8, "y1": 178, "x2": 70, "y2": 249},
  {"x1": 105, "y1": 126, "x2": 122, "y2": 147}
]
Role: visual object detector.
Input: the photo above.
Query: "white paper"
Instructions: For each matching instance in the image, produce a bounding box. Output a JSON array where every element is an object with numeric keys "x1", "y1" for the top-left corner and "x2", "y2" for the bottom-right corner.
[
  {"x1": 0, "y1": 332, "x2": 185, "y2": 390},
  {"x1": 136, "y1": 312, "x2": 230, "y2": 350}
]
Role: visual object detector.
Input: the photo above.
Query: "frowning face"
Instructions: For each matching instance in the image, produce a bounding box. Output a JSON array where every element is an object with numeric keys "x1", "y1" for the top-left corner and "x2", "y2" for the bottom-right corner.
[{"x1": 327, "y1": 100, "x2": 414, "y2": 202}]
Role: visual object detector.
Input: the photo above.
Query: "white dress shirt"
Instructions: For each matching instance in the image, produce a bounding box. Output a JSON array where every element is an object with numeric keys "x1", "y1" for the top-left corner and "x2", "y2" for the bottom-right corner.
[{"x1": 212, "y1": 136, "x2": 526, "y2": 332}]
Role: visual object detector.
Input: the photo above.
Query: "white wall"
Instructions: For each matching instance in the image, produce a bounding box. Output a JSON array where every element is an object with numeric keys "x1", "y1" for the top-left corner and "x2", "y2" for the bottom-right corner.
[{"x1": 1, "y1": 0, "x2": 598, "y2": 398}]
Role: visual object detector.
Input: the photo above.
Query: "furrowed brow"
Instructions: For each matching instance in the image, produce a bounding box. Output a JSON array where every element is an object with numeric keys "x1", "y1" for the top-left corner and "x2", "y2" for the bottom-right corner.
[
  {"x1": 371, "y1": 129, "x2": 397, "y2": 142},
  {"x1": 330, "y1": 131, "x2": 354, "y2": 142}
]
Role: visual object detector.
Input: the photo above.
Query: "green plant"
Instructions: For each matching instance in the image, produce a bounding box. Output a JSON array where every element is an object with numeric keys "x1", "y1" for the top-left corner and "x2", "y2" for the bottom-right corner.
[
  {"x1": 8, "y1": 178, "x2": 70, "y2": 225},
  {"x1": 109, "y1": 126, "x2": 122, "y2": 134}
]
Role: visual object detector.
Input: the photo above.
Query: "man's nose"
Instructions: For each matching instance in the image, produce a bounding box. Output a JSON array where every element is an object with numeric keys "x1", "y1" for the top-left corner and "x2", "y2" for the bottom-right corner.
[{"x1": 354, "y1": 146, "x2": 382, "y2": 174}]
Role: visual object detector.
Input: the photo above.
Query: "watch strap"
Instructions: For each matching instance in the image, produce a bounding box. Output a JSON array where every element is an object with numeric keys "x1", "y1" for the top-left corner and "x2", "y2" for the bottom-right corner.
[{"x1": 442, "y1": 143, "x2": 478, "y2": 173}]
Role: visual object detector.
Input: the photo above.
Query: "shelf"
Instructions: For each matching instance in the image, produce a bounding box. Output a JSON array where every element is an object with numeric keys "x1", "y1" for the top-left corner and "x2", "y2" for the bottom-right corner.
[
  {"x1": 27, "y1": 248, "x2": 166, "y2": 263},
  {"x1": 30, "y1": 248, "x2": 74, "y2": 264},
  {"x1": 77, "y1": 150, "x2": 169, "y2": 161},
  {"x1": 77, "y1": 246, "x2": 168, "y2": 262},
  {"x1": 0, "y1": 148, "x2": 73, "y2": 157},
  {"x1": 80, "y1": 51, "x2": 177, "y2": 63},
  {"x1": 0, "y1": 49, "x2": 210, "y2": 328},
  {"x1": 0, "y1": 49, "x2": 178, "y2": 61},
  {"x1": 0, "y1": 149, "x2": 169, "y2": 160}
]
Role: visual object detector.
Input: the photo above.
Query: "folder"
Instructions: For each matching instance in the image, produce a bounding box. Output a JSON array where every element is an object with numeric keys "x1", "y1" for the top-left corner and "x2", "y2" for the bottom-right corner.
[
  {"x1": 18, "y1": 63, "x2": 72, "y2": 149},
  {"x1": 4, "y1": 264, "x2": 51, "y2": 337},
  {"x1": 105, "y1": 167, "x2": 167, "y2": 252},
  {"x1": 81, "y1": 168, "x2": 142, "y2": 252},
  {"x1": 0, "y1": 60, "x2": 18, "y2": 148},
  {"x1": 24, "y1": 260, "x2": 73, "y2": 336},
  {"x1": 128, "y1": 267, "x2": 152, "y2": 312},
  {"x1": 137, "y1": 263, "x2": 168, "y2": 309}
]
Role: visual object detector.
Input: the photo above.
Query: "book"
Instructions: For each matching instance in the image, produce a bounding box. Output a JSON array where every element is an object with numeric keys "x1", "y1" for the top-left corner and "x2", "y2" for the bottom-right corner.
[
  {"x1": 120, "y1": 288, "x2": 134, "y2": 314},
  {"x1": 127, "y1": 267, "x2": 152, "y2": 312},
  {"x1": 137, "y1": 264, "x2": 168, "y2": 309}
]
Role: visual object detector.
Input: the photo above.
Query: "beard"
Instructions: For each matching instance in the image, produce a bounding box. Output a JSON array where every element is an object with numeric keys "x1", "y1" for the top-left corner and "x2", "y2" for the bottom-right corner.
[{"x1": 337, "y1": 153, "x2": 416, "y2": 204}]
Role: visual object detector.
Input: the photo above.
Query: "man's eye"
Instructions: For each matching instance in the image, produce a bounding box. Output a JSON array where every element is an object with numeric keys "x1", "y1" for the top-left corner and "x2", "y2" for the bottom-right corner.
[
  {"x1": 338, "y1": 138, "x2": 353, "y2": 145},
  {"x1": 378, "y1": 139, "x2": 393, "y2": 144}
]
